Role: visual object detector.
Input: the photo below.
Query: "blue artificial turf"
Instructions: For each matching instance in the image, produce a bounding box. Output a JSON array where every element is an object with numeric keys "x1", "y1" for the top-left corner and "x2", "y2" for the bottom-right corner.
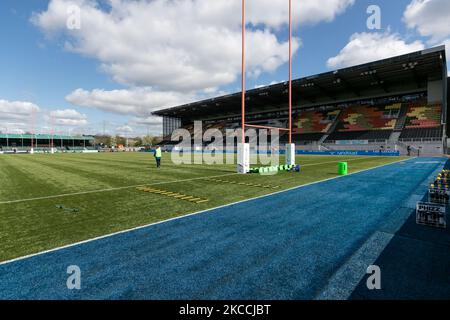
[
  {"x1": 350, "y1": 160, "x2": 450, "y2": 300},
  {"x1": 0, "y1": 157, "x2": 448, "y2": 300}
]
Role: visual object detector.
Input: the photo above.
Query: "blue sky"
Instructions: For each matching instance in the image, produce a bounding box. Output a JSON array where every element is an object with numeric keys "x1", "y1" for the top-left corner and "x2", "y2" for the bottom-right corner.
[{"x1": 0, "y1": 0, "x2": 448, "y2": 136}]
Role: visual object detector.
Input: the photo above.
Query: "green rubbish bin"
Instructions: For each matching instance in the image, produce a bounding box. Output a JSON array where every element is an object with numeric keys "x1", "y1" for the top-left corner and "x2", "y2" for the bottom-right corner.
[{"x1": 338, "y1": 162, "x2": 348, "y2": 175}]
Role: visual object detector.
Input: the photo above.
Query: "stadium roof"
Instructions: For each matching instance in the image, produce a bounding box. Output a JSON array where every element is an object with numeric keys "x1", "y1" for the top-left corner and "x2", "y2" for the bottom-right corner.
[
  {"x1": 0, "y1": 134, "x2": 94, "y2": 140},
  {"x1": 153, "y1": 46, "x2": 447, "y2": 120}
]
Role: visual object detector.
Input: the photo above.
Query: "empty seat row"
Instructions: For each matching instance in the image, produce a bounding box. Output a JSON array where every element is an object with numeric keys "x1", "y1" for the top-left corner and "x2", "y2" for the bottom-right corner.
[
  {"x1": 326, "y1": 130, "x2": 392, "y2": 141},
  {"x1": 399, "y1": 127, "x2": 443, "y2": 140}
]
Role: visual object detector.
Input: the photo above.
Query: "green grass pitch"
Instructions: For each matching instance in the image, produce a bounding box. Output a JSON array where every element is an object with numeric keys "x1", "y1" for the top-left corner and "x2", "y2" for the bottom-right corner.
[{"x1": 0, "y1": 152, "x2": 405, "y2": 262}]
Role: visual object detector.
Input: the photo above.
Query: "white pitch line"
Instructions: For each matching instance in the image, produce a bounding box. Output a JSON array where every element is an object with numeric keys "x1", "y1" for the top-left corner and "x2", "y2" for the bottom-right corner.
[
  {"x1": 0, "y1": 172, "x2": 237, "y2": 205},
  {"x1": 0, "y1": 157, "x2": 413, "y2": 266},
  {"x1": 301, "y1": 157, "x2": 372, "y2": 167},
  {"x1": 0, "y1": 156, "x2": 381, "y2": 205}
]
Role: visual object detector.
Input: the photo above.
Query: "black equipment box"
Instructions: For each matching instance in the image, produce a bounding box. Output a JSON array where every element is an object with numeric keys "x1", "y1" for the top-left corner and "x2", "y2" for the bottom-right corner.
[{"x1": 416, "y1": 202, "x2": 446, "y2": 228}]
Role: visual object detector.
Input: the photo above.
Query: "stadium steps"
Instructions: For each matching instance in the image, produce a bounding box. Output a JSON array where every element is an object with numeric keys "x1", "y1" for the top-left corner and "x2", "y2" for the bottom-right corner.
[
  {"x1": 388, "y1": 131, "x2": 401, "y2": 144},
  {"x1": 393, "y1": 103, "x2": 409, "y2": 131},
  {"x1": 318, "y1": 134, "x2": 329, "y2": 144},
  {"x1": 325, "y1": 112, "x2": 342, "y2": 137},
  {"x1": 318, "y1": 134, "x2": 331, "y2": 150}
]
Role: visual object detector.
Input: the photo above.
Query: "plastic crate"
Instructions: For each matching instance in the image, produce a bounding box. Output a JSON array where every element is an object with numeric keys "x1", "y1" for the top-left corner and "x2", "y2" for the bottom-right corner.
[
  {"x1": 416, "y1": 202, "x2": 447, "y2": 228},
  {"x1": 428, "y1": 187, "x2": 450, "y2": 205}
]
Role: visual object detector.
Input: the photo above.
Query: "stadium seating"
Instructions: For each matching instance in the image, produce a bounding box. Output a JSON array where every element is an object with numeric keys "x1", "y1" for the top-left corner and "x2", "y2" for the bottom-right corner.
[
  {"x1": 160, "y1": 124, "x2": 195, "y2": 144},
  {"x1": 335, "y1": 104, "x2": 400, "y2": 132},
  {"x1": 400, "y1": 127, "x2": 443, "y2": 140},
  {"x1": 322, "y1": 103, "x2": 402, "y2": 142},
  {"x1": 184, "y1": 124, "x2": 199, "y2": 139},
  {"x1": 204, "y1": 122, "x2": 227, "y2": 133},
  {"x1": 280, "y1": 133, "x2": 325, "y2": 144},
  {"x1": 404, "y1": 103, "x2": 442, "y2": 128},
  {"x1": 279, "y1": 109, "x2": 340, "y2": 145},
  {"x1": 397, "y1": 103, "x2": 443, "y2": 141},
  {"x1": 155, "y1": 98, "x2": 444, "y2": 148},
  {"x1": 327, "y1": 130, "x2": 393, "y2": 141},
  {"x1": 292, "y1": 110, "x2": 340, "y2": 134}
]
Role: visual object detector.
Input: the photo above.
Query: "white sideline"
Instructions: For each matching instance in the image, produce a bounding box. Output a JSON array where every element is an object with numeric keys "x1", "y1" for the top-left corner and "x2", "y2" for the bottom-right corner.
[
  {"x1": 0, "y1": 156, "x2": 374, "y2": 205},
  {"x1": 301, "y1": 157, "x2": 369, "y2": 167},
  {"x1": 0, "y1": 157, "x2": 412, "y2": 266}
]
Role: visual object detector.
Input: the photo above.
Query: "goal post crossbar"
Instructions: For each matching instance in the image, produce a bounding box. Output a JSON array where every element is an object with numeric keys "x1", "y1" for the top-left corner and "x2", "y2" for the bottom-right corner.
[{"x1": 245, "y1": 124, "x2": 291, "y2": 132}]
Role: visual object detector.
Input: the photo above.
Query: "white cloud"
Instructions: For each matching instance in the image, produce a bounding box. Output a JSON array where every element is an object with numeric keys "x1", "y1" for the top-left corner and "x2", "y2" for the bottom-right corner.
[
  {"x1": 0, "y1": 99, "x2": 40, "y2": 121},
  {"x1": 327, "y1": 32, "x2": 425, "y2": 69},
  {"x1": 403, "y1": 1, "x2": 450, "y2": 76},
  {"x1": 131, "y1": 116, "x2": 163, "y2": 126},
  {"x1": 116, "y1": 125, "x2": 133, "y2": 133},
  {"x1": 32, "y1": 0, "x2": 354, "y2": 135},
  {"x1": 65, "y1": 87, "x2": 199, "y2": 117},
  {"x1": 404, "y1": 0, "x2": 450, "y2": 43},
  {"x1": 247, "y1": 0, "x2": 354, "y2": 28},
  {"x1": 32, "y1": 0, "x2": 353, "y2": 93},
  {"x1": 0, "y1": 123, "x2": 28, "y2": 134},
  {"x1": 127, "y1": 116, "x2": 163, "y2": 136},
  {"x1": 7, "y1": 128, "x2": 26, "y2": 134},
  {"x1": 49, "y1": 108, "x2": 88, "y2": 126},
  {"x1": 254, "y1": 80, "x2": 284, "y2": 89},
  {"x1": 0, "y1": 99, "x2": 40, "y2": 133}
]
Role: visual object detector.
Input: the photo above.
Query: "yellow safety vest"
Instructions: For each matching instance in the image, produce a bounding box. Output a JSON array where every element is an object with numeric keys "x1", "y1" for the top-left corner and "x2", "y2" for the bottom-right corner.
[{"x1": 155, "y1": 148, "x2": 162, "y2": 158}]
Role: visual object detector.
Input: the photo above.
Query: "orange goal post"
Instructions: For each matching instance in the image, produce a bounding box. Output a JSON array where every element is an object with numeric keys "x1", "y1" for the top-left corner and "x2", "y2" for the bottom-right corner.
[{"x1": 238, "y1": 0, "x2": 296, "y2": 173}]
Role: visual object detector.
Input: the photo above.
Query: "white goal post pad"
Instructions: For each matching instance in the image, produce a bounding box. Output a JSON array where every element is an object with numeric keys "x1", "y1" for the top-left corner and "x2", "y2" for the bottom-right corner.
[
  {"x1": 237, "y1": 143, "x2": 250, "y2": 174},
  {"x1": 285, "y1": 143, "x2": 296, "y2": 166}
]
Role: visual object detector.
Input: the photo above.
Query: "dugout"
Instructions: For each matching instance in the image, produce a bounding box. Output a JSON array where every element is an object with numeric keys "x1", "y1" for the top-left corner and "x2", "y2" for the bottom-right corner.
[{"x1": 0, "y1": 134, "x2": 95, "y2": 153}]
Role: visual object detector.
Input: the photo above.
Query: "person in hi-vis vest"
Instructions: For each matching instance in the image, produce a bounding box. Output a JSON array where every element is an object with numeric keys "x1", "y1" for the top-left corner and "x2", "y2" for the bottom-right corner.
[{"x1": 154, "y1": 146, "x2": 162, "y2": 168}]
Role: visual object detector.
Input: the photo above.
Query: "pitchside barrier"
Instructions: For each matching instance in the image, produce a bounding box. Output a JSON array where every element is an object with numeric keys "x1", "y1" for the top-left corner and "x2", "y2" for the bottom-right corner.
[
  {"x1": 169, "y1": 149, "x2": 401, "y2": 156},
  {"x1": 294, "y1": 150, "x2": 401, "y2": 157}
]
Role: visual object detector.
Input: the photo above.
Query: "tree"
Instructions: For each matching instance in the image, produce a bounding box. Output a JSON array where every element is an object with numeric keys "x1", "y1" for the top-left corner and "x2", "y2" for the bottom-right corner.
[
  {"x1": 115, "y1": 135, "x2": 126, "y2": 146},
  {"x1": 133, "y1": 137, "x2": 143, "y2": 147},
  {"x1": 94, "y1": 135, "x2": 112, "y2": 147},
  {"x1": 142, "y1": 135, "x2": 155, "y2": 146}
]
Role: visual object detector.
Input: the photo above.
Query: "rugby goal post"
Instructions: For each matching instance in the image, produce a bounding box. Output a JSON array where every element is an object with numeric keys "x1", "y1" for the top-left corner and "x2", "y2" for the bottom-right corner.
[{"x1": 238, "y1": 0, "x2": 296, "y2": 174}]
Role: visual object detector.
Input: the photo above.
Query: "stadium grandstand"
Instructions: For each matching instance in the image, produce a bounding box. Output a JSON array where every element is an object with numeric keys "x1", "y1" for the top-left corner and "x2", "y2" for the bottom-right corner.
[
  {"x1": 0, "y1": 134, "x2": 95, "y2": 154},
  {"x1": 153, "y1": 46, "x2": 448, "y2": 156}
]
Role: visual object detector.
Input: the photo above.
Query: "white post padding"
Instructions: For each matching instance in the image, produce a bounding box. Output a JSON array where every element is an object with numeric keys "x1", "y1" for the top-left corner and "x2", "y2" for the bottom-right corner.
[
  {"x1": 285, "y1": 143, "x2": 296, "y2": 166},
  {"x1": 237, "y1": 143, "x2": 250, "y2": 174},
  {"x1": 30, "y1": 148, "x2": 34, "y2": 154}
]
